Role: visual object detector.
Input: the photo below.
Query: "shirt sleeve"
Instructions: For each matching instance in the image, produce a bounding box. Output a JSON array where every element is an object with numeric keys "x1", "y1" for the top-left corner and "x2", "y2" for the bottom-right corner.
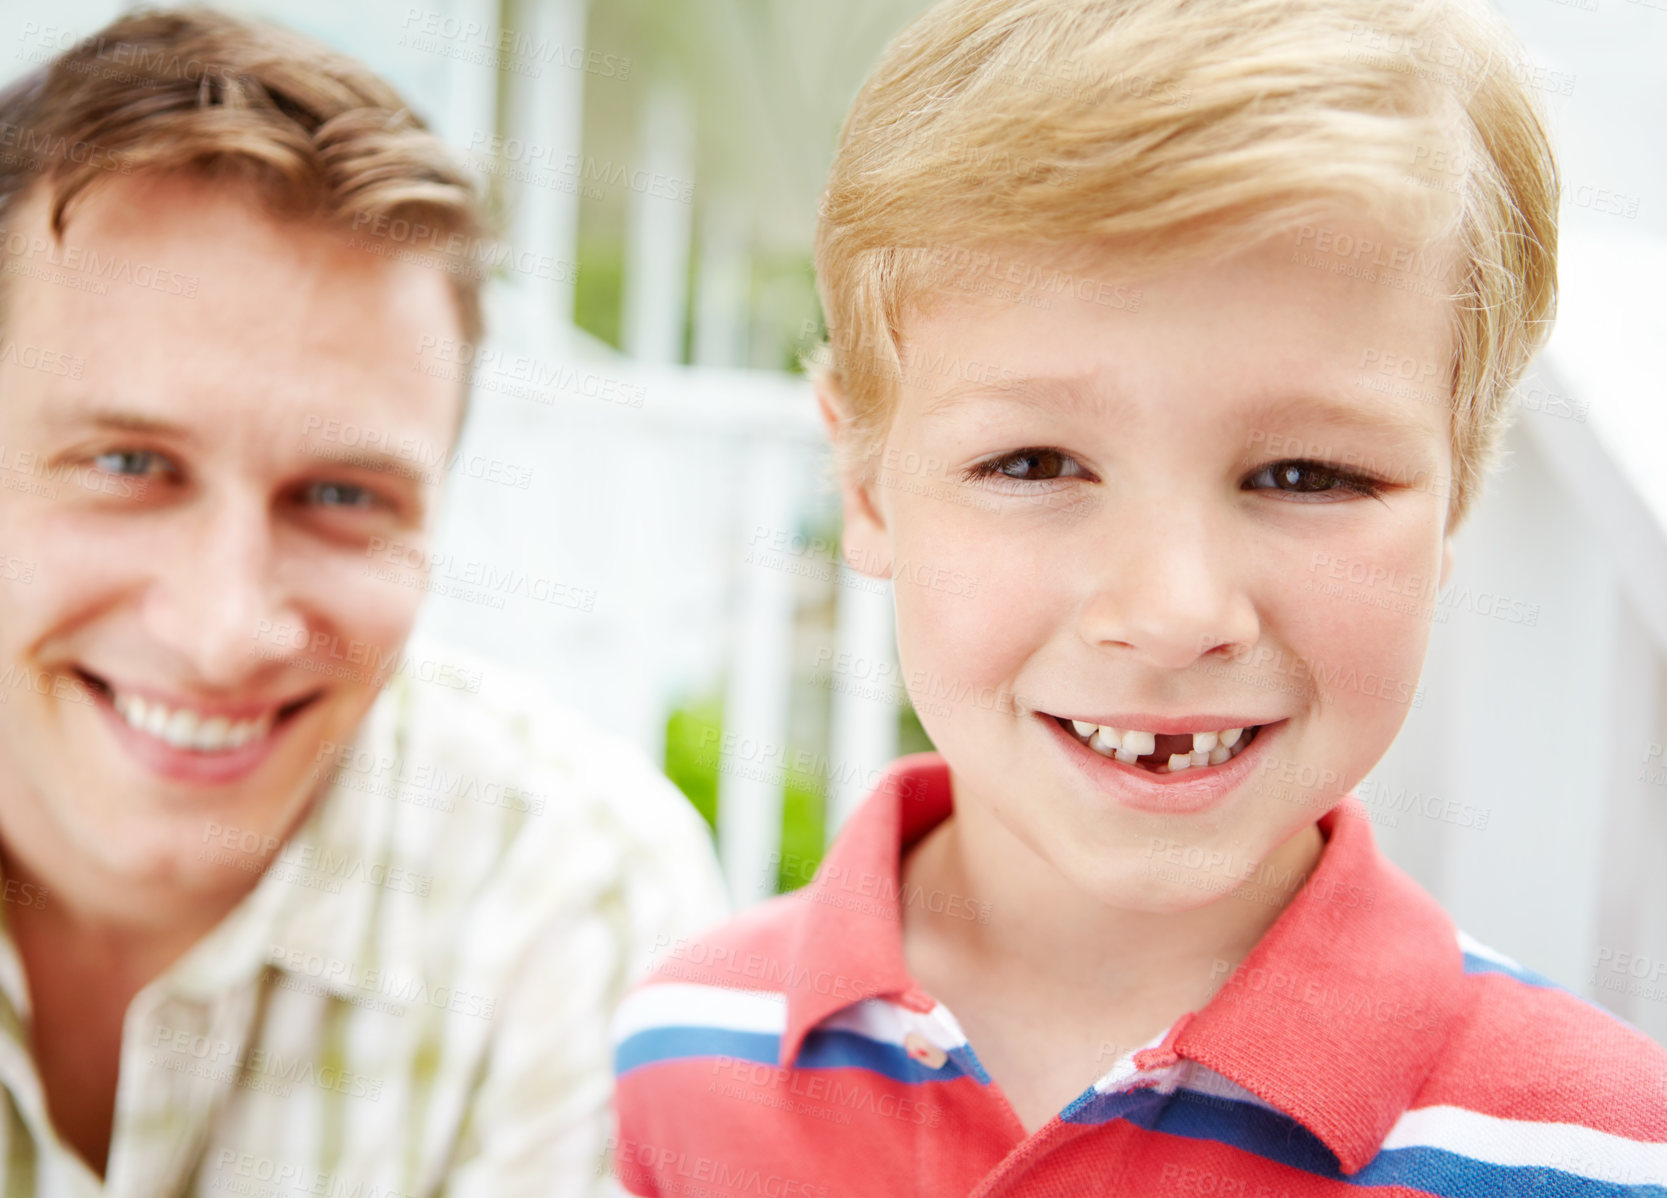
[{"x1": 432, "y1": 739, "x2": 728, "y2": 1198}]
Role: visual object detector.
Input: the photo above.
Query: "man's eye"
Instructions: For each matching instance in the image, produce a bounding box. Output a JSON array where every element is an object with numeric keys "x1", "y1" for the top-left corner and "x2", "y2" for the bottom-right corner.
[
  {"x1": 303, "y1": 481, "x2": 380, "y2": 509},
  {"x1": 92, "y1": 449, "x2": 177, "y2": 479},
  {"x1": 1246, "y1": 460, "x2": 1383, "y2": 499},
  {"x1": 971, "y1": 448, "x2": 1085, "y2": 482}
]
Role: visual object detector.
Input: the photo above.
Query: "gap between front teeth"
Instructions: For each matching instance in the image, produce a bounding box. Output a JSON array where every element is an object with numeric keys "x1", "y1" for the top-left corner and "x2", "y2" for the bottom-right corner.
[
  {"x1": 1069, "y1": 720, "x2": 1248, "y2": 773},
  {"x1": 112, "y1": 693, "x2": 274, "y2": 753}
]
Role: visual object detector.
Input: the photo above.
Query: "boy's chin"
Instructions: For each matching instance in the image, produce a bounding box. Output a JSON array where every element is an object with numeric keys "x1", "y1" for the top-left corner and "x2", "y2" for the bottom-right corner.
[{"x1": 1053, "y1": 856, "x2": 1232, "y2": 916}]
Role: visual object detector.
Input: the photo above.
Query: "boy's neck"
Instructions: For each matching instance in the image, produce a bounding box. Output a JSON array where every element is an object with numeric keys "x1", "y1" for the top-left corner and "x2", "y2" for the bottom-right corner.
[{"x1": 900, "y1": 787, "x2": 1327, "y2": 1009}]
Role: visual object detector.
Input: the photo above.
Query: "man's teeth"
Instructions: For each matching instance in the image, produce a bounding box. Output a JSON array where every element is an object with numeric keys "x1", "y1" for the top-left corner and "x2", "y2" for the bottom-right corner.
[
  {"x1": 1067, "y1": 721, "x2": 1255, "y2": 773},
  {"x1": 112, "y1": 693, "x2": 274, "y2": 753}
]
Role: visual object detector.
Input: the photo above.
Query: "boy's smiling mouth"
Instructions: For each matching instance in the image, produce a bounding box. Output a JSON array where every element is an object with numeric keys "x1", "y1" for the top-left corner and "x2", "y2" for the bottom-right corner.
[{"x1": 1050, "y1": 715, "x2": 1265, "y2": 775}]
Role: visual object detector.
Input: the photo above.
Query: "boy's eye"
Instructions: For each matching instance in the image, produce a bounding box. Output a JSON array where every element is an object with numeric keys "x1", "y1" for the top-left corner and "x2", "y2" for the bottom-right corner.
[
  {"x1": 93, "y1": 449, "x2": 178, "y2": 479},
  {"x1": 970, "y1": 448, "x2": 1087, "y2": 483},
  {"x1": 1246, "y1": 459, "x2": 1384, "y2": 499}
]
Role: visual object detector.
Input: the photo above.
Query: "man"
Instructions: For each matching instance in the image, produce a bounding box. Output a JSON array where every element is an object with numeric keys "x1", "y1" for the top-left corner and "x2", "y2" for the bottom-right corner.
[{"x1": 0, "y1": 9, "x2": 724, "y2": 1194}]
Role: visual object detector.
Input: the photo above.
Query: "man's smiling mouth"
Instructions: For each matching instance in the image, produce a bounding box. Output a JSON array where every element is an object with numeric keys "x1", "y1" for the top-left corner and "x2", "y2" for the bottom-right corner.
[
  {"x1": 75, "y1": 669, "x2": 322, "y2": 755},
  {"x1": 1051, "y1": 715, "x2": 1264, "y2": 775}
]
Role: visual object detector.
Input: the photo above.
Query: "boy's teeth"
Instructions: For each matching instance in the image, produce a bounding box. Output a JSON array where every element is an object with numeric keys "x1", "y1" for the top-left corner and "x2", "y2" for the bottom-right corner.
[
  {"x1": 1088, "y1": 728, "x2": 1122, "y2": 754},
  {"x1": 1122, "y1": 729, "x2": 1157, "y2": 756},
  {"x1": 1066, "y1": 720, "x2": 1255, "y2": 773},
  {"x1": 112, "y1": 692, "x2": 274, "y2": 754}
]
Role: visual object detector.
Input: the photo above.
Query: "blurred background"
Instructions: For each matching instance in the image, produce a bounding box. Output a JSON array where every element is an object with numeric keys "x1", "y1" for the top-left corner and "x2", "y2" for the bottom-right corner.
[{"x1": 6, "y1": 0, "x2": 1665, "y2": 1042}]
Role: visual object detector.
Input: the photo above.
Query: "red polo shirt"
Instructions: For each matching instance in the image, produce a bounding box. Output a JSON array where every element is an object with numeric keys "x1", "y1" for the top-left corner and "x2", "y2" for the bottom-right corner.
[{"x1": 613, "y1": 753, "x2": 1667, "y2": 1196}]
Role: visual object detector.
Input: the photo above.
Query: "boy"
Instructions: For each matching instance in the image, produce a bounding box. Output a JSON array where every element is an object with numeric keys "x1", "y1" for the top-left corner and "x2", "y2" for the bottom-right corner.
[{"x1": 614, "y1": 0, "x2": 1667, "y2": 1193}]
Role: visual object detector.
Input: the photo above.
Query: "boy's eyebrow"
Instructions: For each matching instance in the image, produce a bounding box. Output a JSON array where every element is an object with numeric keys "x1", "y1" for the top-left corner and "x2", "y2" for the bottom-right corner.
[
  {"x1": 923, "y1": 376, "x2": 1441, "y2": 447},
  {"x1": 1240, "y1": 394, "x2": 1442, "y2": 450},
  {"x1": 921, "y1": 374, "x2": 1112, "y2": 418}
]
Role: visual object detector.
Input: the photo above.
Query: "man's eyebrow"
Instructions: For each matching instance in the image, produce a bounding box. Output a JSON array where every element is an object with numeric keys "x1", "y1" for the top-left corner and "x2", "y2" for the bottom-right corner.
[
  {"x1": 40, "y1": 404, "x2": 196, "y2": 441},
  {"x1": 297, "y1": 444, "x2": 434, "y2": 482}
]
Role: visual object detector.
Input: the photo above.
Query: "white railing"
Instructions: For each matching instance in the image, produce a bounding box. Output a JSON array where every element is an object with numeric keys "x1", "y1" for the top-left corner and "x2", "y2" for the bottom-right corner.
[
  {"x1": 1363, "y1": 226, "x2": 1667, "y2": 1045},
  {"x1": 413, "y1": 334, "x2": 901, "y2": 911}
]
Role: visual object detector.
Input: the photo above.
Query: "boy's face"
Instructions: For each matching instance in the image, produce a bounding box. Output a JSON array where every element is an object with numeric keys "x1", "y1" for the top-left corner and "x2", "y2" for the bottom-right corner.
[
  {"x1": 831, "y1": 224, "x2": 1457, "y2": 911},
  {"x1": 0, "y1": 173, "x2": 461, "y2": 898}
]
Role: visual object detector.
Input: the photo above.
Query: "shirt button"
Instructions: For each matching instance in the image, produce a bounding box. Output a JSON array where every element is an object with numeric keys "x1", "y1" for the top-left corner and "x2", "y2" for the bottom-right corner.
[{"x1": 903, "y1": 1032, "x2": 947, "y2": 1070}]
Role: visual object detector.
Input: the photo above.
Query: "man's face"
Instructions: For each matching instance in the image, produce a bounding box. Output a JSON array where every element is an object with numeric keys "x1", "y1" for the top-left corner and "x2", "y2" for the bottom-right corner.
[
  {"x1": 0, "y1": 173, "x2": 462, "y2": 893},
  {"x1": 835, "y1": 224, "x2": 1457, "y2": 911}
]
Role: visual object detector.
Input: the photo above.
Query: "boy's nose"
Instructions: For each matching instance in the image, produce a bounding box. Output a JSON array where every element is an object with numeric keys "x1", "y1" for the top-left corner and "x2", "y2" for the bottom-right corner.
[{"x1": 1074, "y1": 508, "x2": 1259, "y2": 669}]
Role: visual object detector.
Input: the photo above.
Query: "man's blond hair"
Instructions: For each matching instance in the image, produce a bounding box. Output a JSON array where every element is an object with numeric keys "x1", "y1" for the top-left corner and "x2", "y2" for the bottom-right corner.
[
  {"x1": 813, "y1": 0, "x2": 1559, "y2": 524},
  {"x1": 0, "y1": 6, "x2": 489, "y2": 343}
]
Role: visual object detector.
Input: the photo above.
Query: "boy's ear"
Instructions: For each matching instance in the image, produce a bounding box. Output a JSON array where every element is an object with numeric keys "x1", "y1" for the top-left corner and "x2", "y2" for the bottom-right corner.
[
  {"x1": 814, "y1": 378, "x2": 893, "y2": 581},
  {"x1": 1438, "y1": 535, "x2": 1455, "y2": 590}
]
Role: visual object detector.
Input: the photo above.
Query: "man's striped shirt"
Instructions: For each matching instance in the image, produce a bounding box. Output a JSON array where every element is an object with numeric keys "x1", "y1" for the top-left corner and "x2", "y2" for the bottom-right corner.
[
  {"x1": 0, "y1": 640, "x2": 727, "y2": 1197},
  {"x1": 613, "y1": 753, "x2": 1667, "y2": 1197}
]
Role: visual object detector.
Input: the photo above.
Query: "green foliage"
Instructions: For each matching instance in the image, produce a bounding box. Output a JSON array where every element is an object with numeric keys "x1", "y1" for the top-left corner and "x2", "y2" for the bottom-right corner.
[
  {"x1": 757, "y1": 255, "x2": 821, "y2": 373},
  {"x1": 661, "y1": 694, "x2": 828, "y2": 894},
  {"x1": 776, "y1": 760, "x2": 826, "y2": 894},
  {"x1": 661, "y1": 673, "x2": 931, "y2": 895},
  {"x1": 573, "y1": 240, "x2": 626, "y2": 350},
  {"x1": 898, "y1": 699, "x2": 935, "y2": 757},
  {"x1": 662, "y1": 695, "x2": 721, "y2": 834}
]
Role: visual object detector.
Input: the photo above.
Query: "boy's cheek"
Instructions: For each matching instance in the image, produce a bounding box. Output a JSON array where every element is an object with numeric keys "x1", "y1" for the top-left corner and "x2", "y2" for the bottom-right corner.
[
  {"x1": 892, "y1": 590, "x2": 1021, "y2": 734},
  {"x1": 1301, "y1": 554, "x2": 1438, "y2": 688},
  {"x1": 1277, "y1": 567, "x2": 1439, "y2": 811},
  {"x1": 889, "y1": 519, "x2": 1050, "y2": 694}
]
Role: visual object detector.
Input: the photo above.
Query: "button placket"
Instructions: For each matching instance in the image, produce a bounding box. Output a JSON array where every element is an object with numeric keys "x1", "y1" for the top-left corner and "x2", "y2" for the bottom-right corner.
[
  {"x1": 903, "y1": 1003, "x2": 997, "y2": 1082},
  {"x1": 902, "y1": 1030, "x2": 948, "y2": 1070},
  {"x1": 109, "y1": 992, "x2": 207, "y2": 1195}
]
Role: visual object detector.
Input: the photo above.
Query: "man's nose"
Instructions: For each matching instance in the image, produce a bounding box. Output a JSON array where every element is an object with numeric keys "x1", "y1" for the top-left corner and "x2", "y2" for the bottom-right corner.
[{"x1": 143, "y1": 492, "x2": 304, "y2": 687}]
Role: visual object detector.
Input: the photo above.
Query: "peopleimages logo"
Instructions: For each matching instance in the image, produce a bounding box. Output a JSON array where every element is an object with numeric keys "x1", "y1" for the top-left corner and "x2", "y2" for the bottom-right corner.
[
  {"x1": 0, "y1": 119, "x2": 131, "y2": 174},
  {"x1": 363, "y1": 537, "x2": 598, "y2": 613},
  {"x1": 299, "y1": 414, "x2": 534, "y2": 490},
  {"x1": 0, "y1": 230, "x2": 199, "y2": 296},
  {"x1": 467, "y1": 133, "x2": 693, "y2": 203},
  {"x1": 398, "y1": 8, "x2": 633, "y2": 79}
]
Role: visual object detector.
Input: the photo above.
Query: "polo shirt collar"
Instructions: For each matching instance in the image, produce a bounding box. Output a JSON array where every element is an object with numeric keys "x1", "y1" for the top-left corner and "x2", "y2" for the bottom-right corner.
[
  {"x1": 778, "y1": 754, "x2": 953, "y2": 1062},
  {"x1": 1176, "y1": 798, "x2": 1465, "y2": 1173},
  {"x1": 775, "y1": 753, "x2": 1464, "y2": 1176}
]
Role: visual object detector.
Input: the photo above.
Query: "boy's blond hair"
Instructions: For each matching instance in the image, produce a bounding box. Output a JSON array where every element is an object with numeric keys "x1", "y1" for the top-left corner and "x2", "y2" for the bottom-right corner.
[
  {"x1": 813, "y1": 0, "x2": 1558, "y2": 524},
  {"x1": 0, "y1": 6, "x2": 489, "y2": 344}
]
